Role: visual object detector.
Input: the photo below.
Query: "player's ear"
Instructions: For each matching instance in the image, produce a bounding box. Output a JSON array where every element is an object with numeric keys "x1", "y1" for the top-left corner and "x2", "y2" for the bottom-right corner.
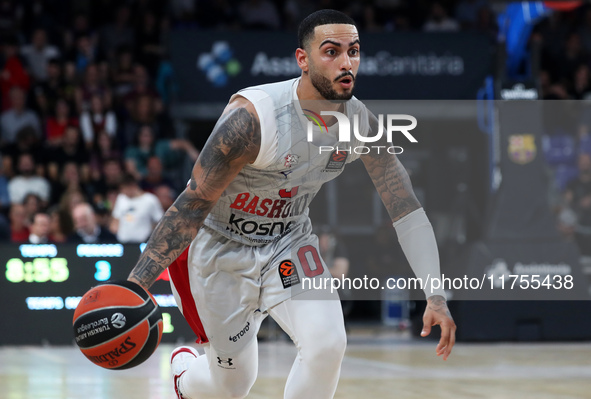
[{"x1": 295, "y1": 48, "x2": 309, "y2": 74}]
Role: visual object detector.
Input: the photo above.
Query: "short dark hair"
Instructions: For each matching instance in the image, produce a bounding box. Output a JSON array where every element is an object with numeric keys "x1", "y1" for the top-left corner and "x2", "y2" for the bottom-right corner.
[
  {"x1": 298, "y1": 10, "x2": 356, "y2": 50},
  {"x1": 119, "y1": 173, "x2": 139, "y2": 188}
]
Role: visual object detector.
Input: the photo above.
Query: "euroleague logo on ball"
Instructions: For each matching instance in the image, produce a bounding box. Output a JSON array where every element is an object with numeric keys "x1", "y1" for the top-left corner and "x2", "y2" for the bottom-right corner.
[
  {"x1": 111, "y1": 313, "x2": 127, "y2": 329},
  {"x1": 279, "y1": 260, "x2": 294, "y2": 277}
]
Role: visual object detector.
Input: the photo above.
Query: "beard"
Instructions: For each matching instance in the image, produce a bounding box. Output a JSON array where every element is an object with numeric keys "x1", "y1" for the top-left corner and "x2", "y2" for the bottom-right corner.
[{"x1": 309, "y1": 67, "x2": 355, "y2": 101}]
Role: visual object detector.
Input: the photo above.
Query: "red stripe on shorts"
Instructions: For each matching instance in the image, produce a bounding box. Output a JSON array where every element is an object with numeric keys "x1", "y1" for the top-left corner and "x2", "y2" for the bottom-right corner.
[{"x1": 168, "y1": 247, "x2": 209, "y2": 344}]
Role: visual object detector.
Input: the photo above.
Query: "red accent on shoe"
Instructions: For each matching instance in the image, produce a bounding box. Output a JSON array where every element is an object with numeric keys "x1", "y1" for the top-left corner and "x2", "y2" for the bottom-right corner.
[
  {"x1": 171, "y1": 347, "x2": 198, "y2": 362},
  {"x1": 173, "y1": 370, "x2": 187, "y2": 399}
]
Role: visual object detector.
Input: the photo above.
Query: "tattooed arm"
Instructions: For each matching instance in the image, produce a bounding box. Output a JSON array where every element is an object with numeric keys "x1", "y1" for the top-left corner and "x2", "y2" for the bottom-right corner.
[
  {"x1": 360, "y1": 110, "x2": 420, "y2": 221},
  {"x1": 128, "y1": 97, "x2": 261, "y2": 289},
  {"x1": 361, "y1": 111, "x2": 456, "y2": 360}
]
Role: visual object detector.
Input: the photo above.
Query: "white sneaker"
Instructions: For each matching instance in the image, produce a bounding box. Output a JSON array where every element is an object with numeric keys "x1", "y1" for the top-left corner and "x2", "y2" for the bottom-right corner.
[{"x1": 170, "y1": 346, "x2": 199, "y2": 399}]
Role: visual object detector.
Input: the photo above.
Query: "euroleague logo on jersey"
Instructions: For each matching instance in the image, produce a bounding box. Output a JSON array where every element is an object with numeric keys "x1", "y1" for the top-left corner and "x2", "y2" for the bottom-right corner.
[
  {"x1": 278, "y1": 260, "x2": 300, "y2": 288},
  {"x1": 279, "y1": 260, "x2": 294, "y2": 276},
  {"x1": 331, "y1": 151, "x2": 347, "y2": 162},
  {"x1": 304, "y1": 110, "x2": 417, "y2": 154}
]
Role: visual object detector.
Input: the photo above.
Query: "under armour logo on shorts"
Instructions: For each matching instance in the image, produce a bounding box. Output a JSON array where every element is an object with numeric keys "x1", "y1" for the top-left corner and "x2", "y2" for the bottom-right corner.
[{"x1": 217, "y1": 357, "x2": 233, "y2": 366}]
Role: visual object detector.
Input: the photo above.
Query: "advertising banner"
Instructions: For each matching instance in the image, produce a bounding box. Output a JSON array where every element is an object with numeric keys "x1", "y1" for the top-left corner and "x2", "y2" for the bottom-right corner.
[{"x1": 169, "y1": 31, "x2": 493, "y2": 106}]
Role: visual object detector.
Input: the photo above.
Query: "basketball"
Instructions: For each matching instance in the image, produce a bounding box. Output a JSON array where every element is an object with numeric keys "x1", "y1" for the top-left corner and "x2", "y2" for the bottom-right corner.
[{"x1": 73, "y1": 280, "x2": 163, "y2": 370}]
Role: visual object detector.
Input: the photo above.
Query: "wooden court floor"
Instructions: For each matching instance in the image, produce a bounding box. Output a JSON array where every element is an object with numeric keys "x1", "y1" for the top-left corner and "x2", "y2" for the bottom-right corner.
[{"x1": 1, "y1": 330, "x2": 591, "y2": 399}]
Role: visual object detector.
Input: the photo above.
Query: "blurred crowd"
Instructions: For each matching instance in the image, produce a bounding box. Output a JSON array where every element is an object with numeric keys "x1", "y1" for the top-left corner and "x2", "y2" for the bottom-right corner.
[
  {"x1": 536, "y1": 8, "x2": 591, "y2": 102},
  {"x1": 534, "y1": 8, "x2": 591, "y2": 255},
  {"x1": 0, "y1": 0, "x2": 203, "y2": 244},
  {"x1": 0, "y1": 0, "x2": 499, "y2": 245}
]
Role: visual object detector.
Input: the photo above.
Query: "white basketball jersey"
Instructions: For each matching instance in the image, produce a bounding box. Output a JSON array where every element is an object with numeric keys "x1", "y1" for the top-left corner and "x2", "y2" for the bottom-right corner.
[{"x1": 203, "y1": 78, "x2": 370, "y2": 246}]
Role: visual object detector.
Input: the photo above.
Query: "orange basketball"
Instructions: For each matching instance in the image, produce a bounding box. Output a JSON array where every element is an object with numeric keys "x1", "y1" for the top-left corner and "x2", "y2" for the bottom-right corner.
[{"x1": 73, "y1": 280, "x2": 163, "y2": 370}]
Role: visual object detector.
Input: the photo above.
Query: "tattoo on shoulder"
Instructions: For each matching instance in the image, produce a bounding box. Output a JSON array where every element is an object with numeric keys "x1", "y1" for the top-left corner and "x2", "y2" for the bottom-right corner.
[{"x1": 199, "y1": 107, "x2": 261, "y2": 176}]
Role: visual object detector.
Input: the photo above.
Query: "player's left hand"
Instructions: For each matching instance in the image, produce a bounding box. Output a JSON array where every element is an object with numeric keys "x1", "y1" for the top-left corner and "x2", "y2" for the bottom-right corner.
[{"x1": 420, "y1": 295, "x2": 456, "y2": 361}]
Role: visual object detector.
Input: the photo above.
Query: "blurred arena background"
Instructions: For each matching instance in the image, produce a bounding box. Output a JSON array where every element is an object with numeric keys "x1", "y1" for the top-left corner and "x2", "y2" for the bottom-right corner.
[{"x1": 1, "y1": 0, "x2": 591, "y2": 398}]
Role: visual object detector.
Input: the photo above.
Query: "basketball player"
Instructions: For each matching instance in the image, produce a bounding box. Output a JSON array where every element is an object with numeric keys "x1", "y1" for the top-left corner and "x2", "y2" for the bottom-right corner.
[{"x1": 127, "y1": 10, "x2": 456, "y2": 399}]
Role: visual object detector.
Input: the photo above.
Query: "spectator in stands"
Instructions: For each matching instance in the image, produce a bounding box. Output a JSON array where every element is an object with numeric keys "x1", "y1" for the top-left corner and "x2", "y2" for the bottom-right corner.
[
  {"x1": 140, "y1": 156, "x2": 176, "y2": 193},
  {"x1": 62, "y1": 61, "x2": 78, "y2": 106},
  {"x1": 124, "y1": 124, "x2": 198, "y2": 180},
  {"x1": 75, "y1": 63, "x2": 112, "y2": 113},
  {"x1": 0, "y1": 36, "x2": 30, "y2": 111},
  {"x1": 0, "y1": 87, "x2": 41, "y2": 145},
  {"x1": 110, "y1": 174, "x2": 164, "y2": 243},
  {"x1": 20, "y1": 28, "x2": 60, "y2": 82},
  {"x1": 562, "y1": 152, "x2": 591, "y2": 256},
  {"x1": 89, "y1": 130, "x2": 121, "y2": 180},
  {"x1": 7, "y1": 153, "x2": 50, "y2": 205},
  {"x1": 100, "y1": 5, "x2": 135, "y2": 61},
  {"x1": 70, "y1": 202, "x2": 117, "y2": 243},
  {"x1": 238, "y1": 0, "x2": 281, "y2": 30},
  {"x1": 23, "y1": 193, "x2": 43, "y2": 224},
  {"x1": 123, "y1": 65, "x2": 162, "y2": 117},
  {"x1": 50, "y1": 161, "x2": 89, "y2": 206},
  {"x1": 0, "y1": 154, "x2": 9, "y2": 210},
  {"x1": 153, "y1": 184, "x2": 175, "y2": 211},
  {"x1": 46, "y1": 125, "x2": 89, "y2": 182},
  {"x1": 28, "y1": 212, "x2": 50, "y2": 244},
  {"x1": 67, "y1": 34, "x2": 104, "y2": 75},
  {"x1": 65, "y1": 13, "x2": 95, "y2": 47},
  {"x1": 9, "y1": 203, "x2": 29, "y2": 242},
  {"x1": 45, "y1": 98, "x2": 78, "y2": 146},
  {"x1": 1, "y1": 126, "x2": 44, "y2": 178},
  {"x1": 124, "y1": 125, "x2": 163, "y2": 177},
  {"x1": 423, "y1": 2, "x2": 459, "y2": 32},
  {"x1": 59, "y1": 188, "x2": 86, "y2": 213},
  {"x1": 32, "y1": 59, "x2": 63, "y2": 117},
  {"x1": 135, "y1": 12, "x2": 163, "y2": 77},
  {"x1": 79, "y1": 94, "x2": 117, "y2": 147},
  {"x1": 122, "y1": 93, "x2": 164, "y2": 146},
  {"x1": 88, "y1": 157, "x2": 123, "y2": 204},
  {"x1": 570, "y1": 64, "x2": 591, "y2": 100},
  {"x1": 558, "y1": 33, "x2": 588, "y2": 83},
  {"x1": 47, "y1": 205, "x2": 67, "y2": 243},
  {"x1": 111, "y1": 46, "x2": 135, "y2": 98}
]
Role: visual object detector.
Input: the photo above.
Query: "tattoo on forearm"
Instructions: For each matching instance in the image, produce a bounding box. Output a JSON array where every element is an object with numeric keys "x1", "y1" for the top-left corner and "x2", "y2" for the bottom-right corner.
[
  {"x1": 363, "y1": 152, "x2": 420, "y2": 221},
  {"x1": 427, "y1": 295, "x2": 452, "y2": 319},
  {"x1": 129, "y1": 107, "x2": 261, "y2": 289},
  {"x1": 129, "y1": 189, "x2": 213, "y2": 288}
]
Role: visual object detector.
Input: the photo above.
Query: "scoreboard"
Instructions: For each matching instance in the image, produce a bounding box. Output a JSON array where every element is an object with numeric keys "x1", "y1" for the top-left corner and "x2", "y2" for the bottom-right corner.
[{"x1": 0, "y1": 244, "x2": 196, "y2": 345}]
